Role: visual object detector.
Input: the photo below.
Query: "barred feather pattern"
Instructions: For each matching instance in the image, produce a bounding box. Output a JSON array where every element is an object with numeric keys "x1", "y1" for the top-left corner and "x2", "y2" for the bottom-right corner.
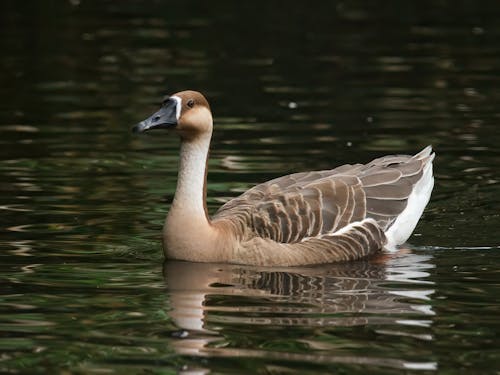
[{"x1": 212, "y1": 146, "x2": 434, "y2": 265}]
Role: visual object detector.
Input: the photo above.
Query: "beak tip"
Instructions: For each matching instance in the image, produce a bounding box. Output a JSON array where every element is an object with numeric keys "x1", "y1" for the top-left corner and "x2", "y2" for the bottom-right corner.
[{"x1": 132, "y1": 122, "x2": 146, "y2": 134}]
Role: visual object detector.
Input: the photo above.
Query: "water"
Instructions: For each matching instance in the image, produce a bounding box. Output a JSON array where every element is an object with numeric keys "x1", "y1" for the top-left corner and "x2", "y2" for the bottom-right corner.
[{"x1": 1, "y1": 1, "x2": 500, "y2": 373}]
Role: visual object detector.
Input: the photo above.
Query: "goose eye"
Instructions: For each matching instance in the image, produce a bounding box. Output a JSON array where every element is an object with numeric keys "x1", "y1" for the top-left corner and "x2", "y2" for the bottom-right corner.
[{"x1": 186, "y1": 99, "x2": 195, "y2": 108}]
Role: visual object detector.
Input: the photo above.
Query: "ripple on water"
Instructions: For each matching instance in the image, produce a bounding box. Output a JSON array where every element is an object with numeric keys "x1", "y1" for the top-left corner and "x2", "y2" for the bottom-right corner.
[
  {"x1": 161, "y1": 252, "x2": 440, "y2": 371},
  {"x1": 1, "y1": 1, "x2": 500, "y2": 373}
]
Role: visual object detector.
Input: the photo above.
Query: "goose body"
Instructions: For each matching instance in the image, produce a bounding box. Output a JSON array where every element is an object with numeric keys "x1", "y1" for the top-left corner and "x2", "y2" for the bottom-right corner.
[{"x1": 133, "y1": 90, "x2": 434, "y2": 266}]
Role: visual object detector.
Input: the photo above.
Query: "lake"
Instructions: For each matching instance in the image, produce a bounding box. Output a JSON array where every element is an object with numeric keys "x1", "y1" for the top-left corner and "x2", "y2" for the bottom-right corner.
[{"x1": 1, "y1": 1, "x2": 499, "y2": 373}]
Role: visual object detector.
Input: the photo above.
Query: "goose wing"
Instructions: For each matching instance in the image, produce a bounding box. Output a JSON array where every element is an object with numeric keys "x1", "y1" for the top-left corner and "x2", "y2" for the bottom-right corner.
[
  {"x1": 251, "y1": 174, "x2": 367, "y2": 243},
  {"x1": 213, "y1": 147, "x2": 433, "y2": 245}
]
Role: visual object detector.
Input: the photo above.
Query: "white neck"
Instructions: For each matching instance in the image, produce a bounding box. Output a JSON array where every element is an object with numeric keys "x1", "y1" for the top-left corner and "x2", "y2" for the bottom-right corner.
[
  {"x1": 171, "y1": 133, "x2": 211, "y2": 216},
  {"x1": 164, "y1": 131, "x2": 223, "y2": 261}
]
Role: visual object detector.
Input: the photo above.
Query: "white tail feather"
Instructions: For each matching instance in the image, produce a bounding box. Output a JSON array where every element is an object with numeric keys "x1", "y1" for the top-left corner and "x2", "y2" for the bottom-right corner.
[{"x1": 384, "y1": 148, "x2": 435, "y2": 250}]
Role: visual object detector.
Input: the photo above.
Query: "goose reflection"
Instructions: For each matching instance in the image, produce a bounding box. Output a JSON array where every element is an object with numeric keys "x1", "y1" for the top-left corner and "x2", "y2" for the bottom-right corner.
[{"x1": 163, "y1": 252, "x2": 435, "y2": 363}]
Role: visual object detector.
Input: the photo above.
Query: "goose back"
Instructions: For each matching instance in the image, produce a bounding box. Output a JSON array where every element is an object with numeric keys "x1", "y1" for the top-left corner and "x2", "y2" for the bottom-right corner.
[{"x1": 212, "y1": 147, "x2": 434, "y2": 265}]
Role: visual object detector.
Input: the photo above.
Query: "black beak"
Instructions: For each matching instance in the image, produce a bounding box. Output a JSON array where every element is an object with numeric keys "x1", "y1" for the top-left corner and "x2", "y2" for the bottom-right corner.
[{"x1": 132, "y1": 98, "x2": 178, "y2": 133}]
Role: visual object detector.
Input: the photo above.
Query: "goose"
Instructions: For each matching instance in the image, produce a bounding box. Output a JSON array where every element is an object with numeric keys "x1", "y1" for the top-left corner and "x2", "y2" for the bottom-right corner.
[{"x1": 133, "y1": 90, "x2": 435, "y2": 266}]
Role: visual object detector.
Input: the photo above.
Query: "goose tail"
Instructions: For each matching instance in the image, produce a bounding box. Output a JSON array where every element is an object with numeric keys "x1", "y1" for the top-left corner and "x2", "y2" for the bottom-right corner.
[{"x1": 384, "y1": 146, "x2": 435, "y2": 249}]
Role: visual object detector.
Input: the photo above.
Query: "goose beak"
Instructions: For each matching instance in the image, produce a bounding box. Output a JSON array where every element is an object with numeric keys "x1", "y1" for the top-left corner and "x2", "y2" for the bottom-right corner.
[{"x1": 132, "y1": 98, "x2": 178, "y2": 133}]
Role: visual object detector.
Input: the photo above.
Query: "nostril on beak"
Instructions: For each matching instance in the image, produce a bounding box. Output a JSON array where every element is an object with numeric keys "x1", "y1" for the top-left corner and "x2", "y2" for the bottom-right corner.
[{"x1": 153, "y1": 115, "x2": 161, "y2": 122}]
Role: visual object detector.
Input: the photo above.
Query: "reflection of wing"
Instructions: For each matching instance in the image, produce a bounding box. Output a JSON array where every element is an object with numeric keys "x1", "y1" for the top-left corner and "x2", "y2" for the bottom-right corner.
[
  {"x1": 213, "y1": 150, "x2": 432, "y2": 264},
  {"x1": 163, "y1": 253, "x2": 435, "y2": 332},
  {"x1": 164, "y1": 256, "x2": 436, "y2": 369}
]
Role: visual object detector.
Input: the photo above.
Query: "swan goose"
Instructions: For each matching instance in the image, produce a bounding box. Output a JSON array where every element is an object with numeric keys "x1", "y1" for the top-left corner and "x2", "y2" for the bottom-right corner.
[{"x1": 133, "y1": 90, "x2": 434, "y2": 266}]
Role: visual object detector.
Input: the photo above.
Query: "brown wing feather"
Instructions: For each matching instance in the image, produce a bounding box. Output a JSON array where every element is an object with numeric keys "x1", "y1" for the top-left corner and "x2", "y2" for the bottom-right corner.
[
  {"x1": 233, "y1": 218, "x2": 386, "y2": 266},
  {"x1": 215, "y1": 174, "x2": 367, "y2": 244},
  {"x1": 358, "y1": 153, "x2": 431, "y2": 229},
  {"x1": 213, "y1": 148, "x2": 432, "y2": 244}
]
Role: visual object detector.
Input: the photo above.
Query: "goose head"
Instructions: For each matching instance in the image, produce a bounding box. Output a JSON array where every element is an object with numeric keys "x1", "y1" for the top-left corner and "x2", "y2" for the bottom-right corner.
[{"x1": 132, "y1": 90, "x2": 212, "y2": 140}]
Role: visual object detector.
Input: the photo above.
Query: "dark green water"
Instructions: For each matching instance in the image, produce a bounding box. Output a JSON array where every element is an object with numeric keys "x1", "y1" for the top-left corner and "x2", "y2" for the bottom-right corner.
[{"x1": 1, "y1": 1, "x2": 499, "y2": 373}]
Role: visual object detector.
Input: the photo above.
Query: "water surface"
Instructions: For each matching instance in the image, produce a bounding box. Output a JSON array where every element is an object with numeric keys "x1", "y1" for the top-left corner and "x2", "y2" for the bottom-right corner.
[{"x1": 1, "y1": 1, "x2": 499, "y2": 373}]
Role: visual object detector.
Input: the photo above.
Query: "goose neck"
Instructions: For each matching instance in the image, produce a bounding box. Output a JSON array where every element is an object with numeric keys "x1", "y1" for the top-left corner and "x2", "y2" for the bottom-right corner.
[{"x1": 171, "y1": 133, "x2": 211, "y2": 217}]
